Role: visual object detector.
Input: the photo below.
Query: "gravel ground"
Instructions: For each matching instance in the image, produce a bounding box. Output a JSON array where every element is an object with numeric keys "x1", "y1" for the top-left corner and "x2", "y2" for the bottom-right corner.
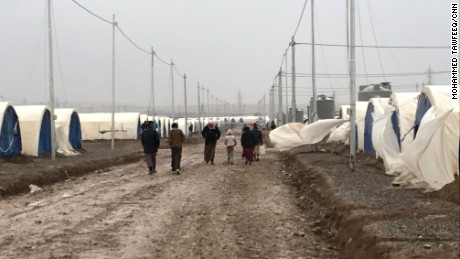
[{"x1": 291, "y1": 149, "x2": 460, "y2": 259}]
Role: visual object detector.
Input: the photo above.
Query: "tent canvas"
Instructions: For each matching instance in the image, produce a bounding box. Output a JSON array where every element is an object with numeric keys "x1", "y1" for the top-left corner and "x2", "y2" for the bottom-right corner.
[
  {"x1": 364, "y1": 98, "x2": 389, "y2": 156},
  {"x1": 14, "y1": 105, "x2": 51, "y2": 156},
  {"x1": 0, "y1": 102, "x2": 22, "y2": 157},
  {"x1": 55, "y1": 108, "x2": 82, "y2": 149},
  {"x1": 399, "y1": 86, "x2": 459, "y2": 190}
]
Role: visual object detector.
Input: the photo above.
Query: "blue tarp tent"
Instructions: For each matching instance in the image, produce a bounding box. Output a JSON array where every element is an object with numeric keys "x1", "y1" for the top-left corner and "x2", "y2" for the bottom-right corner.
[
  {"x1": 14, "y1": 105, "x2": 51, "y2": 156},
  {"x1": 413, "y1": 93, "x2": 432, "y2": 138},
  {"x1": 55, "y1": 108, "x2": 83, "y2": 149},
  {"x1": 0, "y1": 102, "x2": 22, "y2": 157},
  {"x1": 363, "y1": 98, "x2": 389, "y2": 156}
]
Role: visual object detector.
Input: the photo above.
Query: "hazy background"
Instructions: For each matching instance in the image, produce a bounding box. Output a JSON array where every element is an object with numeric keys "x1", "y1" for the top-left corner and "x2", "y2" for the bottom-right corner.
[{"x1": 0, "y1": 0, "x2": 453, "y2": 115}]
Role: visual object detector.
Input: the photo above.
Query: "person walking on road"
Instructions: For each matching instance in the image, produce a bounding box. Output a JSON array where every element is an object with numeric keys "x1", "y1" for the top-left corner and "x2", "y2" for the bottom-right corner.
[
  {"x1": 241, "y1": 126, "x2": 256, "y2": 165},
  {"x1": 202, "y1": 121, "x2": 221, "y2": 165},
  {"x1": 252, "y1": 123, "x2": 263, "y2": 161},
  {"x1": 141, "y1": 121, "x2": 160, "y2": 174},
  {"x1": 168, "y1": 122, "x2": 185, "y2": 174},
  {"x1": 224, "y1": 129, "x2": 237, "y2": 164}
]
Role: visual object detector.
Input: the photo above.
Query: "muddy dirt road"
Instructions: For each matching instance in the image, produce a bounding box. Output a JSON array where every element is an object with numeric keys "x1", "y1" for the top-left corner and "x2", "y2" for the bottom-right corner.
[{"x1": 0, "y1": 144, "x2": 338, "y2": 258}]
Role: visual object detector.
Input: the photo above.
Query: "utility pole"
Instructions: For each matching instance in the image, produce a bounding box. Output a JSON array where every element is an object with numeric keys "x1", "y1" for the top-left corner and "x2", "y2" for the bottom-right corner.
[
  {"x1": 111, "y1": 15, "x2": 116, "y2": 150},
  {"x1": 201, "y1": 86, "x2": 205, "y2": 118},
  {"x1": 278, "y1": 70, "x2": 283, "y2": 126},
  {"x1": 427, "y1": 66, "x2": 433, "y2": 85},
  {"x1": 183, "y1": 74, "x2": 188, "y2": 136},
  {"x1": 264, "y1": 93, "x2": 268, "y2": 123},
  {"x1": 349, "y1": 0, "x2": 357, "y2": 169},
  {"x1": 290, "y1": 36, "x2": 297, "y2": 122},
  {"x1": 206, "y1": 89, "x2": 210, "y2": 119},
  {"x1": 170, "y1": 60, "x2": 175, "y2": 120},
  {"x1": 197, "y1": 83, "x2": 202, "y2": 130},
  {"x1": 150, "y1": 46, "x2": 155, "y2": 117},
  {"x1": 416, "y1": 83, "x2": 419, "y2": 92},
  {"x1": 311, "y1": 0, "x2": 318, "y2": 123},
  {"x1": 237, "y1": 90, "x2": 242, "y2": 116},
  {"x1": 47, "y1": 0, "x2": 56, "y2": 159},
  {"x1": 285, "y1": 51, "x2": 289, "y2": 123}
]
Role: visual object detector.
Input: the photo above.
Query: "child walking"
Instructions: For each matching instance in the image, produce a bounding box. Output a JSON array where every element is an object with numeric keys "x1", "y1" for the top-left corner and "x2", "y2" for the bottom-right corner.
[{"x1": 224, "y1": 129, "x2": 237, "y2": 164}]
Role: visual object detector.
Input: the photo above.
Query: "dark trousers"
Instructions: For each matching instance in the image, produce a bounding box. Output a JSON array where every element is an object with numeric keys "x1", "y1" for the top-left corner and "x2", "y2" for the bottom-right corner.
[
  {"x1": 204, "y1": 143, "x2": 216, "y2": 162},
  {"x1": 171, "y1": 146, "x2": 182, "y2": 171},
  {"x1": 145, "y1": 152, "x2": 157, "y2": 170}
]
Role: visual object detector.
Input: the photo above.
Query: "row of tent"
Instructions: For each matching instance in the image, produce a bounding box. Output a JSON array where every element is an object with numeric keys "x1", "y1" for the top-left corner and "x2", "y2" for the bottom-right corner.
[
  {"x1": 270, "y1": 85, "x2": 459, "y2": 191},
  {"x1": 1, "y1": 102, "x2": 265, "y2": 157},
  {"x1": 0, "y1": 104, "x2": 82, "y2": 157}
]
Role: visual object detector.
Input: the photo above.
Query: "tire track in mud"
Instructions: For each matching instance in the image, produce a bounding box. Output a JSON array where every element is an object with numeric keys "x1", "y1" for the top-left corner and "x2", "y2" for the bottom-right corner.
[{"x1": 0, "y1": 144, "x2": 339, "y2": 258}]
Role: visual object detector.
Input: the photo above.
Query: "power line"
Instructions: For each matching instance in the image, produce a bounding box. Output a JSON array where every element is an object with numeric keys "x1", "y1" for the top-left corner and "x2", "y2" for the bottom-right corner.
[
  {"x1": 293, "y1": 0, "x2": 308, "y2": 38},
  {"x1": 116, "y1": 26, "x2": 150, "y2": 54},
  {"x1": 366, "y1": 0, "x2": 386, "y2": 81},
  {"x1": 154, "y1": 53, "x2": 171, "y2": 66},
  {"x1": 283, "y1": 71, "x2": 449, "y2": 78},
  {"x1": 296, "y1": 42, "x2": 449, "y2": 49},
  {"x1": 70, "y1": 0, "x2": 113, "y2": 25}
]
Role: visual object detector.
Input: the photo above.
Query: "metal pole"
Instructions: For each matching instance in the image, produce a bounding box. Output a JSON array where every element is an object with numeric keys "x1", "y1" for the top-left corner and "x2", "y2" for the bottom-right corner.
[
  {"x1": 264, "y1": 94, "x2": 267, "y2": 124},
  {"x1": 201, "y1": 86, "x2": 205, "y2": 118},
  {"x1": 47, "y1": 0, "x2": 56, "y2": 159},
  {"x1": 151, "y1": 47, "x2": 155, "y2": 117},
  {"x1": 197, "y1": 83, "x2": 202, "y2": 130},
  {"x1": 349, "y1": 0, "x2": 356, "y2": 169},
  {"x1": 290, "y1": 37, "x2": 297, "y2": 122},
  {"x1": 111, "y1": 14, "x2": 116, "y2": 150},
  {"x1": 311, "y1": 0, "x2": 317, "y2": 122},
  {"x1": 183, "y1": 74, "x2": 188, "y2": 136},
  {"x1": 206, "y1": 89, "x2": 210, "y2": 119},
  {"x1": 278, "y1": 70, "x2": 283, "y2": 125},
  {"x1": 285, "y1": 52, "x2": 289, "y2": 123},
  {"x1": 171, "y1": 60, "x2": 175, "y2": 120}
]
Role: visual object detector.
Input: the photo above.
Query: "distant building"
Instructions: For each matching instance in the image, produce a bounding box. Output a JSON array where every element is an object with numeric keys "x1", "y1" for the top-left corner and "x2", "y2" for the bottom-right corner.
[
  {"x1": 310, "y1": 94, "x2": 335, "y2": 120},
  {"x1": 358, "y1": 82, "x2": 392, "y2": 102}
]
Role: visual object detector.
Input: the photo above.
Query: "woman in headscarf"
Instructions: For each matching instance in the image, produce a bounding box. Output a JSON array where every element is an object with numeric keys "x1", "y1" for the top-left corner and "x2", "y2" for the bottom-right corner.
[
  {"x1": 201, "y1": 121, "x2": 221, "y2": 164},
  {"x1": 241, "y1": 126, "x2": 256, "y2": 165}
]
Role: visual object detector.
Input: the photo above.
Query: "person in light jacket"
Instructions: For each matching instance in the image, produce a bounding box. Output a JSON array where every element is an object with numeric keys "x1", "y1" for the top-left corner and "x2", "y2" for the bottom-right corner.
[{"x1": 224, "y1": 129, "x2": 237, "y2": 164}]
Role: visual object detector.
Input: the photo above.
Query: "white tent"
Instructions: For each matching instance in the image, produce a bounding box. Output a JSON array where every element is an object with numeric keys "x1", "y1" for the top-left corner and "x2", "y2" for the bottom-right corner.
[
  {"x1": 14, "y1": 105, "x2": 51, "y2": 156},
  {"x1": 0, "y1": 102, "x2": 22, "y2": 157},
  {"x1": 55, "y1": 108, "x2": 82, "y2": 150},
  {"x1": 79, "y1": 112, "x2": 141, "y2": 140},
  {"x1": 398, "y1": 85, "x2": 459, "y2": 190},
  {"x1": 389, "y1": 93, "x2": 419, "y2": 151}
]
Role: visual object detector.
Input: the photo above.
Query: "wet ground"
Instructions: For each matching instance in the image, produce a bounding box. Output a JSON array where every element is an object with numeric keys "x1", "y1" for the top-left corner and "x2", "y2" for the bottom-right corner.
[
  {"x1": 1, "y1": 133, "x2": 458, "y2": 258},
  {"x1": 0, "y1": 140, "x2": 339, "y2": 258}
]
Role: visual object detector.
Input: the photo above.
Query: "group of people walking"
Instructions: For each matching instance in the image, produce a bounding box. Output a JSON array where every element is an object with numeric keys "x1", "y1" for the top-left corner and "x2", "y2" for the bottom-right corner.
[{"x1": 140, "y1": 121, "x2": 264, "y2": 175}]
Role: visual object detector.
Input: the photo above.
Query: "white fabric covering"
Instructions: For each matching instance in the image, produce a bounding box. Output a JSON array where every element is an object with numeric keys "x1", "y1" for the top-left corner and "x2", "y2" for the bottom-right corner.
[
  {"x1": 398, "y1": 86, "x2": 459, "y2": 190},
  {"x1": 270, "y1": 119, "x2": 345, "y2": 149}
]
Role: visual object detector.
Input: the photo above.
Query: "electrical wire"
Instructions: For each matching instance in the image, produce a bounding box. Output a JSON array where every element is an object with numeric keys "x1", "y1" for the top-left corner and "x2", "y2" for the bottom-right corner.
[
  {"x1": 154, "y1": 53, "x2": 172, "y2": 66},
  {"x1": 293, "y1": 0, "x2": 308, "y2": 38},
  {"x1": 173, "y1": 64, "x2": 184, "y2": 77},
  {"x1": 71, "y1": 0, "x2": 112, "y2": 25},
  {"x1": 366, "y1": 0, "x2": 386, "y2": 81},
  {"x1": 52, "y1": 3, "x2": 69, "y2": 104},
  {"x1": 356, "y1": 1, "x2": 369, "y2": 84},
  {"x1": 0, "y1": 0, "x2": 22, "y2": 15},
  {"x1": 283, "y1": 71, "x2": 449, "y2": 78},
  {"x1": 116, "y1": 26, "x2": 150, "y2": 54},
  {"x1": 296, "y1": 42, "x2": 449, "y2": 49}
]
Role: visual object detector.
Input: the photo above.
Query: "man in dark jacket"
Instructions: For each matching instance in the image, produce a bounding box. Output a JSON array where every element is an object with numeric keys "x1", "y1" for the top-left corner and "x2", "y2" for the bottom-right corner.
[
  {"x1": 252, "y1": 123, "x2": 263, "y2": 161},
  {"x1": 168, "y1": 122, "x2": 185, "y2": 174},
  {"x1": 201, "y1": 122, "x2": 221, "y2": 164},
  {"x1": 141, "y1": 121, "x2": 160, "y2": 174}
]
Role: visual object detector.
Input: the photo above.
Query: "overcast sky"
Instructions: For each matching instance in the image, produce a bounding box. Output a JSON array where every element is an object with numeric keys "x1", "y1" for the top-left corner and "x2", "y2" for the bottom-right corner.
[{"x1": 0, "y1": 0, "x2": 453, "y2": 114}]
